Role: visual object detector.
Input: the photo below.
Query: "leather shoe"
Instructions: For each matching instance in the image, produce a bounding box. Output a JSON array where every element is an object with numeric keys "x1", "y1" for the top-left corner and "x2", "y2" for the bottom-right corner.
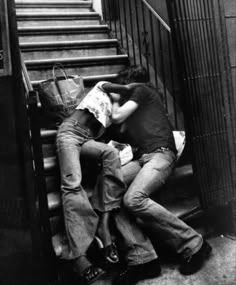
[
  {"x1": 179, "y1": 240, "x2": 212, "y2": 275},
  {"x1": 113, "y1": 258, "x2": 161, "y2": 285}
]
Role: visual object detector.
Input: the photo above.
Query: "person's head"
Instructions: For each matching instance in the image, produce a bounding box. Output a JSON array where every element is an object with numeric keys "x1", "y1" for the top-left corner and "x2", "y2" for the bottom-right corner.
[{"x1": 116, "y1": 65, "x2": 149, "y2": 84}]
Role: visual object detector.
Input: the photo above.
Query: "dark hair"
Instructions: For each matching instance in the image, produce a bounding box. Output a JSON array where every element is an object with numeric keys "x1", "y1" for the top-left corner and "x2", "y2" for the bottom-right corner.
[{"x1": 116, "y1": 65, "x2": 149, "y2": 84}]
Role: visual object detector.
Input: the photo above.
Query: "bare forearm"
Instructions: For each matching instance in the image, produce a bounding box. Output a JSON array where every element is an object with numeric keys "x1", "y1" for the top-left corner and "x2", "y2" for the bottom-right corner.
[{"x1": 103, "y1": 82, "x2": 143, "y2": 96}]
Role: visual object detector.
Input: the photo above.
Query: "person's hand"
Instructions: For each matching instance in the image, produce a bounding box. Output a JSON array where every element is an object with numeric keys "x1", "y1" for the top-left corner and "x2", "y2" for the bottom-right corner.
[{"x1": 110, "y1": 92, "x2": 121, "y2": 102}]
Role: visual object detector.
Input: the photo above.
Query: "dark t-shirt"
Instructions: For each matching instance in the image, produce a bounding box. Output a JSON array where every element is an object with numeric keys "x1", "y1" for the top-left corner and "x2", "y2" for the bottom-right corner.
[{"x1": 123, "y1": 84, "x2": 177, "y2": 158}]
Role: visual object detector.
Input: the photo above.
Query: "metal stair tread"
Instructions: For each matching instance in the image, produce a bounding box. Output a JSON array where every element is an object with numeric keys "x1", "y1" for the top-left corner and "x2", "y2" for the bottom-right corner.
[
  {"x1": 20, "y1": 39, "x2": 118, "y2": 48},
  {"x1": 25, "y1": 54, "x2": 129, "y2": 66},
  {"x1": 32, "y1": 73, "x2": 118, "y2": 86},
  {"x1": 51, "y1": 197, "x2": 202, "y2": 257},
  {"x1": 41, "y1": 129, "x2": 57, "y2": 139},
  {"x1": 163, "y1": 196, "x2": 201, "y2": 220},
  {"x1": 48, "y1": 191, "x2": 61, "y2": 212},
  {"x1": 15, "y1": 0, "x2": 92, "y2": 3},
  {"x1": 18, "y1": 24, "x2": 108, "y2": 32},
  {"x1": 47, "y1": 178, "x2": 198, "y2": 214},
  {"x1": 17, "y1": 11, "x2": 99, "y2": 17},
  {"x1": 44, "y1": 153, "x2": 193, "y2": 178}
]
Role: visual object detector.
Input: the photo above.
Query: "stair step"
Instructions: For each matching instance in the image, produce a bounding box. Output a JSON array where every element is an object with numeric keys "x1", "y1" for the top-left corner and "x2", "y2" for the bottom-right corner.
[
  {"x1": 25, "y1": 55, "x2": 129, "y2": 81},
  {"x1": 18, "y1": 25, "x2": 110, "y2": 42},
  {"x1": 21, "y1": 39, "x2": 119, "y2": 60},
  {"x1": 15, "y1": 0, "x2": 92, "y2": 13},
  {"x1": 16, "y1": 8, "x2": 92, "y2": 14},
  {"x1": 44, "y1": 156, "x2": 57, "y2": 173},
  {"x1": 15, "y1": 0, "x2": 92, "y2": 5},
  {"x1": 48, "y1": 192, "x2": 61, "y2": 212},
  {"x1": 46, "y1": 187, "x2": 200, "y2": 218},
  {"x1": 17, "y1": 19, "x2": 100, "y2": 28},
  {"x1": 33, "y1": 73, "x2": 118, "y2": 88},
  {"x1": 16, "y1": 11, "x2": 100, "y2": 20},
  {"x1": 163, "y1": 196, "x2": 201, "y2": 220},
  {"x1": 51, "y1": 196, "x2": 202, "y2": 257},
  {"x1": 17, "y1": 11, "x2": 101, "y2": 27}
]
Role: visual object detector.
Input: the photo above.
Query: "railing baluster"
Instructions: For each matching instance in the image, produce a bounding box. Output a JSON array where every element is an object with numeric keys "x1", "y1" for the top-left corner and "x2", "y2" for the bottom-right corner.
[
  {"x1": 117, "y1": 0, "x2": 123, "y2": 47},
  {"x1": 101, "y1": 0, "x2": 180, "y2": 130},
  {"x1": 149, "y1": 11, "x2": 158, "y2": 88},
  {"x1": 158, "y1": 22, "x2": 167, "y2": 109},
  {"x1": 135, "y1": 0, "x2": 143, "y2": 65},
  {"x1": 123, "y1": 0, "x2": 130, "y2": 57},
  {"x1": 168, "y1": 33, "x2": 178, "y2": 128},
  {"x1": 128, "y1": 0, "x2": 136, "y2": 65},
  {"x1": 114, "y1": 0, "x2": 118, "y2": 39},
  {"x1": 102, "y1": 0, "x2": 107, "y2": 24},
  {"x1": 141, "y1": 1, "x2": 149, "y2": 74}
]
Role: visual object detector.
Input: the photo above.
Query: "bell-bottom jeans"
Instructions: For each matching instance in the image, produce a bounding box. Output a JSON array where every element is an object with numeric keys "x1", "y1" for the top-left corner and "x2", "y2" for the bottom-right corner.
[
  {"x1": 122, "y1": 149, "x2": 203, "y2": 259},
  {"x1": 56, "y1": 118, "x2": 157, "y2": 264}
]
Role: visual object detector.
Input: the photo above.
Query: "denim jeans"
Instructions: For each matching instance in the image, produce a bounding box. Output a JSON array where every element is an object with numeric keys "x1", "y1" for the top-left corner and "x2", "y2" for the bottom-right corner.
[
  {"x1": 122, "y1": 149, "x2": 203, "y2": 259},
  {"x1": 56, "y1": 118, "x2": 157, "y2": 263}
]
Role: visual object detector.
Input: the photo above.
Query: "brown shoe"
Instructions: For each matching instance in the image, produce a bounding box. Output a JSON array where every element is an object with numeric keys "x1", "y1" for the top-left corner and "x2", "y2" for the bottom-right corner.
[
  {"x1": 113, "y1": 258, "x2": 161, "y2": 285},
  {"x1": 179, "y1": 240, "x2": 212, "y2": 275}
]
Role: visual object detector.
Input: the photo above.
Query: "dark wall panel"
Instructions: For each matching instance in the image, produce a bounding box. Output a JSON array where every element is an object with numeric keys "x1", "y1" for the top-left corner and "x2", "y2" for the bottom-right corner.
[{"x1": 0, "y1": 76, "x2": 26, "y2": 227}]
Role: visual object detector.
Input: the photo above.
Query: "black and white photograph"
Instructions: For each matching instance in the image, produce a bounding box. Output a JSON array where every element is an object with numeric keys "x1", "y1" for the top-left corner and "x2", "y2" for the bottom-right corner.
[{"x1": 0, "y1": 0, "x2": 235, "y2": 284}]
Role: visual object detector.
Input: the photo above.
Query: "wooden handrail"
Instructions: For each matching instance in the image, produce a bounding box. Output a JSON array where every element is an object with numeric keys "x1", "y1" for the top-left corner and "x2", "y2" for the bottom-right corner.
[
  {"x1": 21, "y1": 53, "x2": 41, "y2": 107},
  {"x1": 142, "y1": 0, "x2": 171, "y2": 32}
]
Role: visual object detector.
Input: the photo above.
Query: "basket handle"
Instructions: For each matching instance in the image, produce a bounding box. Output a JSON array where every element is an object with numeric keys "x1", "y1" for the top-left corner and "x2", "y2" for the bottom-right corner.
[{"x1": 52, "y1": 63, "x2": 68, "y2": 81}]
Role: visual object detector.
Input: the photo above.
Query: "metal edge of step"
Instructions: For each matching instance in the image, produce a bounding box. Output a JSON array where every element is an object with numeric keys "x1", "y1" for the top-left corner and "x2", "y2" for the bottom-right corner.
[
  {"x1": 47, "y1": 191, "x2": 61, "y2": 212},
  {"x1": 25, "y1": 54, "x2": 129, "y2": 69},
  {"x1": 15, "y1": 1, "x2": 93, "y2": 8},
  {"x1": 16, "y1": 12, "x2": 100, "y2": 20},
  {"x1": 41, "y1": 129, "x2": 57, "y2": 139},
  {"x1": 32, "y1": 73, "x2": 119, "y2": 87},
  {"x1": 20, "y1": 39, "x2": 118, "y2": 51},
  {"x1": 18, "y1": 24, "x2": 109, "y2": 34},
  {"x1": 44, "y1": 156, "x2": 57, "y2": 173},
  {"x1": 167, "y1": 164, "x2": 193, "y2": 184},
  {"x1": 179, "y1": 205, "x2": 203, "y2": 222}
]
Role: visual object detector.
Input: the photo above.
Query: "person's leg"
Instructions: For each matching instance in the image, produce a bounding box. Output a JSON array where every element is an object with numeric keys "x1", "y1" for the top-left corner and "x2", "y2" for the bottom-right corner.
[
  {"x1": 81, "y1": 140, "x2": 126, "y2": 263},
  {"x1": 114, "y1": 207, "x2": 157, "y2": 265},
  {"x1": 83, "y1": 140, "x2": 126, "y2": 212},
  {"x1": 57, "y1": 124, "x2": 99, "y2": 259},
  {"x1": 121, "y1": 160, "x2": 142, "y2": 186},
  {"x1": 113, "y1": 207, "x2": 160, "y2": 285},
  {"x1": 56, "y1": 121, "x2": 104, "y2": 282},
  {"x1": 123, "y1": 150, "x2": 203, "y2": 260}
]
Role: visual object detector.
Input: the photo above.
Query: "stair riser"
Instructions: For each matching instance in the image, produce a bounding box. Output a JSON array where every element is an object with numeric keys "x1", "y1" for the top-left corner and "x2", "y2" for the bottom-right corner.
[
  {"x1": 46, "y1": 176, "x2": 60, "y2": 193},
  {"x1": 27, "y1": 64, "x2": 128, "y2": 81},
  {"x1": 22, "y1": 47, "x2": 118, "y2": 61},
  {"x1": 19, "y1": 33, "x2": 109, "y2": 42},
  {"x1": 17, "y1": 19, "x2": 100, "y2": 27}
]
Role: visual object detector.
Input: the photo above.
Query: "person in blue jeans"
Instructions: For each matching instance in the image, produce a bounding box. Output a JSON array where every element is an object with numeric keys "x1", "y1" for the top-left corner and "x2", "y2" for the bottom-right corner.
[
  {"x1": 56, "y1": 81, "x2": 160, "y2": 285},
  {"x1": 109, "y1": 65, "x2": 212, "y2": 280}
]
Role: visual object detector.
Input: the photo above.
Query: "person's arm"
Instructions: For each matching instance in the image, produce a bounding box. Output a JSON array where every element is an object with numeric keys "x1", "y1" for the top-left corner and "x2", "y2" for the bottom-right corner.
[
  {"x1": 102, "y1": 82, "x2": 143, "y2": 97},
  {"x1": 111, "y1": 100, "x2": 138, "y2": 124}
]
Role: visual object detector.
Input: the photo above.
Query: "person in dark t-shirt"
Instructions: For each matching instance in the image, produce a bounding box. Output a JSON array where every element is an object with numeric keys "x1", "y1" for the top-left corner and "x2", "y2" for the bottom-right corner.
[
  {"x1": 109, "y1": 66, "x2": 212, "y2": 282},
  {"x1": 121, "y1": 83, "x2": 176, "y2": 158}
]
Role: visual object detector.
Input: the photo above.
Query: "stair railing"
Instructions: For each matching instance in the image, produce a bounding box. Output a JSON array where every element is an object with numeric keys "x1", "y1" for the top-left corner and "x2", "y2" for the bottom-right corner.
[
  {"x1": 21, "y1": 56, "x2": 56, "y2": 260},
  {"x1": 101, "y1": 0, "x2": 183, "y2": 130}
]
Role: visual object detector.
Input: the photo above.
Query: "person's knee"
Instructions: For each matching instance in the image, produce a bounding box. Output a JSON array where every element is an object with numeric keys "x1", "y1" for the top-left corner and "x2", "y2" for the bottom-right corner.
[
  {"x1": 102, "y1": 145, "x2": 119, "y2": 160},
  {"x1": 123, "y1": 190, "x2": 146, "y2": 213}
]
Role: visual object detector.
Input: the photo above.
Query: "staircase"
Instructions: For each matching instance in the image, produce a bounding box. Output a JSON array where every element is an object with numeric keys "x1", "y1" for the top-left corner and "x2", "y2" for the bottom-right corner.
[
  {"x1": 15, "y1": 0, "x2": 202, "y2": 267},
  {"x1": 17, "y1": 0, "x2": 129, "y2": 87}
]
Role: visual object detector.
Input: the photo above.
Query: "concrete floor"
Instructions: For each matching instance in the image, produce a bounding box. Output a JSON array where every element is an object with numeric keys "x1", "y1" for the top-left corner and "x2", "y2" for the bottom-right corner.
[
  {"x1": 0, "y1": 230, "x2": 236, "y2": 285},
  {"x1": 137, "y1": 234, "x2": 236, "y2": 285},
  {"x1": 92, "y1": 233, "x2": 236, "y2": 285}
]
